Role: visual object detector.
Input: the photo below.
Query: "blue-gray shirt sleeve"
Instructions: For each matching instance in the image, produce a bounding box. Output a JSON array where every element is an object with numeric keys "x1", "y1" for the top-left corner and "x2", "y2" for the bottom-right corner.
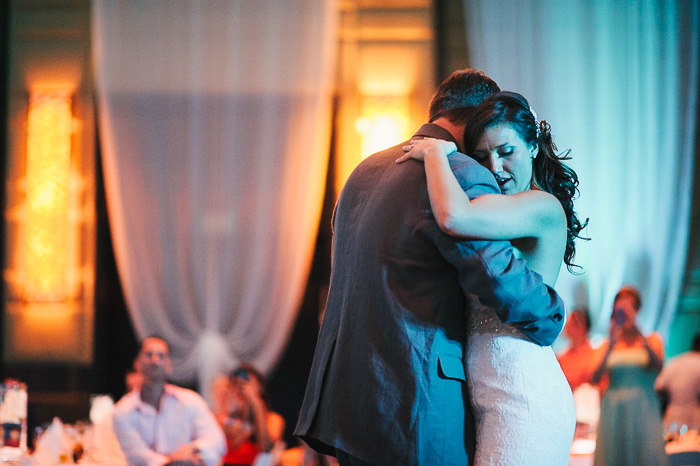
[{"x1": 434, "y1": 154, "x2": 565, "y2": 346}]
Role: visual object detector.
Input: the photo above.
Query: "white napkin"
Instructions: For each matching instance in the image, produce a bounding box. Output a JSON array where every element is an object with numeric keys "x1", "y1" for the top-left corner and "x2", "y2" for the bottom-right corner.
[
  {"x1": 87, "y1": 395, "x2": 126, "y2": 463},
  {"x1": 90, "y1": 395, "x2": 115, "y2": 425},
  {"x1": 23, "y1": 417, "x2": 64, "y2": 466}
]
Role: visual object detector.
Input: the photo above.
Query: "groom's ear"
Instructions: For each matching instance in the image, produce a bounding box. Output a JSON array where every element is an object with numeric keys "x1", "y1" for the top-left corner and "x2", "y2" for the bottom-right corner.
[{"x1": 530, "y1": 143, "x2": 539, "y2": 159}]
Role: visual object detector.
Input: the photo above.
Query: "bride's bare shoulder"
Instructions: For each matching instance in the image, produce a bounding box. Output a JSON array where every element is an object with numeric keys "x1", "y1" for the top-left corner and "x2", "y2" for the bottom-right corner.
[{"x1": 512, "y1": 190, "x2": 565, "y2": 226}]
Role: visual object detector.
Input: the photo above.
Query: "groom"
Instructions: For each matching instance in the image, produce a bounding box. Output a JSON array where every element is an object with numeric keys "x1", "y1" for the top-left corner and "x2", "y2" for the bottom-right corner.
[{"x1": 295, "y1": 69, "x2": 565, "y2": 466}]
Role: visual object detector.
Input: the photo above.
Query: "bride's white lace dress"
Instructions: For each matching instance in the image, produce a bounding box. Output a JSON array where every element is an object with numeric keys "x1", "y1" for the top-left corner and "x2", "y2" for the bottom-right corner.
[{"x1": 466, "y1": 298, "x2": 576, "y2": 466}]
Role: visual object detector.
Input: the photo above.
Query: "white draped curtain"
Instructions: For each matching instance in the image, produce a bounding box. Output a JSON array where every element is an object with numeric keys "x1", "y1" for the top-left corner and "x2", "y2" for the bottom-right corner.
[
  {"x1": 463, "y1": 0, "x2": 699, "y2": 342},
  {"x1": 92, "y1": 0, "x2": 338, "y2": 400}
]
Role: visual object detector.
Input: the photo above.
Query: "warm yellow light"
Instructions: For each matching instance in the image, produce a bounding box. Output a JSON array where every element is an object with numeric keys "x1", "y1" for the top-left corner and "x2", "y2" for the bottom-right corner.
[
  {"x1": 23, "y1": 91, "x2": 75, "y2": 302},
  {"x1": 356, "y1": 96, "x2": 411, "y2": 159}
]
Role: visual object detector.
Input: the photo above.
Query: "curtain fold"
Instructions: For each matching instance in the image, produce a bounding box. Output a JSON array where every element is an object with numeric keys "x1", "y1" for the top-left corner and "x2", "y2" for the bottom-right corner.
[
  {"x1": 463, "y1": 0, "x2": 698, "y2": 341},
  {"x1": 92, "y1": 0, "x2": 338, "y2": 401}
]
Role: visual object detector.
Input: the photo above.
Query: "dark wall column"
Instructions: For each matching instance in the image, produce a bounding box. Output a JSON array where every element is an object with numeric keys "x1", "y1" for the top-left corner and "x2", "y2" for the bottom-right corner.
[
  {"x1": 434, "y1": 0, "x2": 470, "y2": 82},
  {"x1": 91, "y1": 125, "x2": 138, "y2": 400}
]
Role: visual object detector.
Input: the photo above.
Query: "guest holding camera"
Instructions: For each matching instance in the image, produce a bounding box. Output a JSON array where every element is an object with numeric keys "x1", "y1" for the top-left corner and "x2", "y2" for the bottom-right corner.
[
  {"x1": 215, "y1": 364, "x2": 285, "y2": 466},
  {"x1": 590, "y1": 286, "x2": 668, "y2": 466}
]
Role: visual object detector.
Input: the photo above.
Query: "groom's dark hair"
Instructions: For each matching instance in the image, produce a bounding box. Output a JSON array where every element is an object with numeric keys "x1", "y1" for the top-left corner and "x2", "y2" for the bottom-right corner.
[{"x1": 428, "y1": 68, "x2": 500, "y2": 122}]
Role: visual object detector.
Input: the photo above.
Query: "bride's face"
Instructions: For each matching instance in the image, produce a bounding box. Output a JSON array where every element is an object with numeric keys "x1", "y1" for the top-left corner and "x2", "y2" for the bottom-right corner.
[{"x1": 471, "y1": 123, "x2": 538, "y2": 195}]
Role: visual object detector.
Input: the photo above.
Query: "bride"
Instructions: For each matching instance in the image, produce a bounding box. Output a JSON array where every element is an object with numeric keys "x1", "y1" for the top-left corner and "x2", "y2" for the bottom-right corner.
[{"x1": 398, "y1": 91, "x2": 587, "y2": 465}]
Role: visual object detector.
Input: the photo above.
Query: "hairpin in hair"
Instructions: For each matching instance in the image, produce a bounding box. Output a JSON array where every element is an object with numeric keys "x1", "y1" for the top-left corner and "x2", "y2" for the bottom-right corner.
[{"x1": 529, "y1": 105, "x2": 540, "y2": 138}]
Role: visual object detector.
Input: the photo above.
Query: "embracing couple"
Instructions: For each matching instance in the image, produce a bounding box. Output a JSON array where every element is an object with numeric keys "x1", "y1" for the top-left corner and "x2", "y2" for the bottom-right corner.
[{"x1": 295, "y1": 69, "x2": 587, "y2": 466}]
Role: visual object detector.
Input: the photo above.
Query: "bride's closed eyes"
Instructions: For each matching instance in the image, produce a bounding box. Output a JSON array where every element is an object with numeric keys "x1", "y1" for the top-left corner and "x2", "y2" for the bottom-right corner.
[{"x1": 471, "y1": 145, "x2": 514, "y2": 164}]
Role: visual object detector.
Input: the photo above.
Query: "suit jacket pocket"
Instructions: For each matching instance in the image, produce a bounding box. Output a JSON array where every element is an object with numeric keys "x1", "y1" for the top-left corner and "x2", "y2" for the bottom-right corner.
[{"x1": 437, "y1": 354, "x2": 466, "y2": 382}]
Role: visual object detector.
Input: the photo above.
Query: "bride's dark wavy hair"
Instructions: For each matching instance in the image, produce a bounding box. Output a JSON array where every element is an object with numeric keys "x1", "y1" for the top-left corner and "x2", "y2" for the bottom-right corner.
[{"x1": 462, "y1": 91, "x2": 589, "y2": 272}]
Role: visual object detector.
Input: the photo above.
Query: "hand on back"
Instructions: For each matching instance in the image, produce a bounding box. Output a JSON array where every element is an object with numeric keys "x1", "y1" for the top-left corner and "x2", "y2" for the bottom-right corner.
[{"x1": 397, "y1": 138, "x2": 457, "y2": 163}]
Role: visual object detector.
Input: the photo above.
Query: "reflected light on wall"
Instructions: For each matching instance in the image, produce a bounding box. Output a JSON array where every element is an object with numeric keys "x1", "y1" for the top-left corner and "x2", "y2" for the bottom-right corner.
[
  {"x1": 355, "y1": 96, "x2": 411, "y2": 159},
  {"x1": 23, "y1": 90, "x2": 75, "y2": 302}
]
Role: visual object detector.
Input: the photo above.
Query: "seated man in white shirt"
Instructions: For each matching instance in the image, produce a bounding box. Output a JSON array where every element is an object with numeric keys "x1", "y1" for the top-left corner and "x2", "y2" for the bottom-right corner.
[{"x1": 113, "y1": 336, "x2": 226, "y2": 466}]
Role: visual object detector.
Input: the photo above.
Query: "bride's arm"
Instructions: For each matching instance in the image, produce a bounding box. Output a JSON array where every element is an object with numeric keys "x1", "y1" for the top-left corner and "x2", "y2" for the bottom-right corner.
[{"x1": 398, "y1": 139, "x2": 565, "y2": 240}]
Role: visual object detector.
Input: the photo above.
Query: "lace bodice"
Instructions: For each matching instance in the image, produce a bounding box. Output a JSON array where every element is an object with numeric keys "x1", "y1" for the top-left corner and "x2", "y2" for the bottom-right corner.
[{"x1": 465, "y1": 294, "x2": 527, "y2": 339}]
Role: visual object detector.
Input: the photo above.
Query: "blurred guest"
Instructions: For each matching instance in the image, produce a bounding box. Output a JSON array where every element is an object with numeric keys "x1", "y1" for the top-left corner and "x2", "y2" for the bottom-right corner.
[
  {"x1": 557, "y1": 307, "x2": 596, "y2": 390},
  {"x1": 654, "y1": 330, "x2": 700, "y2": 430},
  {"x1": 125, "y1": 358, "x2": 144, "y2": 393},
  {"x1": 590, "y1": 286, "x2": 668, "y2": 466},
  {"x1": 214, "y1": 364, "x2": 285, "y2": 466},
  {"x1": 112, "y1": 336, "x2": 225, "y2": 466},
  {"x1": 125, "y1": 370, "x2": 143, "y2": 393}
]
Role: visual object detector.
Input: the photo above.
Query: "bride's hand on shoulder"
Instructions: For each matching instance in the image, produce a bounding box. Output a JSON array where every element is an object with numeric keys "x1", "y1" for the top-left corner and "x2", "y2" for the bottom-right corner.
[{"x1": 396, "y1": 138, "x2": 457, "y2": 163}]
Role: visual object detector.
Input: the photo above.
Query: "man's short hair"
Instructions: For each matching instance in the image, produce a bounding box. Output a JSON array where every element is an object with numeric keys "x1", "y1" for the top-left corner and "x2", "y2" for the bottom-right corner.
[
  {"x1": 614, "y1": 286, "x2": 642, "y2": 311},
  {"x1": 138, "y1": 335, "x2": 171, "y2": 356},
  {"x1": 428, "y1": 68, "x2": 500, "y2": 122}
]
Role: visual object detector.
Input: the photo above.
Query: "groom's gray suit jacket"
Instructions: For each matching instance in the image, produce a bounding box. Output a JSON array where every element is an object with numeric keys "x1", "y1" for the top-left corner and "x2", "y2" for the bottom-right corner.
[{"x1": 295, "y1": 123, "x2": 565, "y2": 466}]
